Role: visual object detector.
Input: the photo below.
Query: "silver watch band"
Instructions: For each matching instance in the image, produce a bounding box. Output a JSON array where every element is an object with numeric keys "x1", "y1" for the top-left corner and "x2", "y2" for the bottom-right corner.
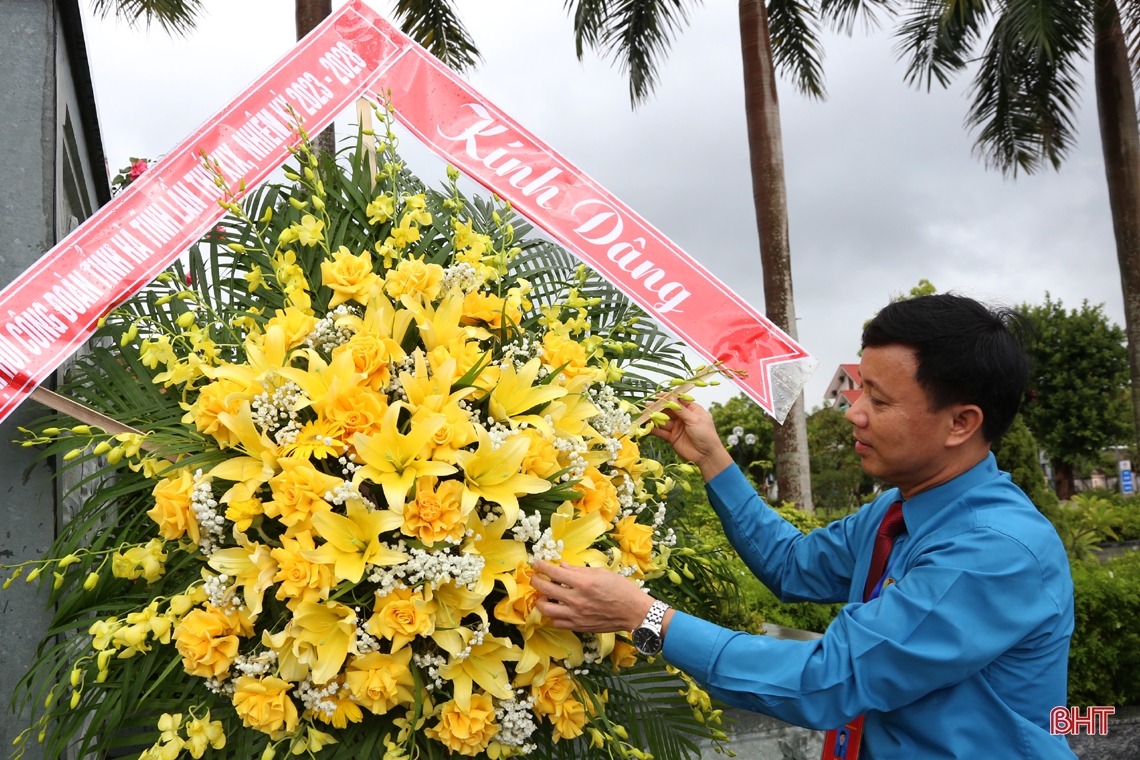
[{"x1": 641, "y1": 599, "x2": 670, "y2": 632}]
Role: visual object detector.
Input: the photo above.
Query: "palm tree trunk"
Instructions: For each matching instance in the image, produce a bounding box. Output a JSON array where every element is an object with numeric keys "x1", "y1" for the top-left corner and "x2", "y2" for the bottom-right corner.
[
  {"x1": 297, "y1": 0, "x2": 336, "y2": 156},
  {"x1": 738, "y1": 0, "x2": 814, "y2": 510},
  {"x1": 1095, "y1": 0, "x2": 1140, "y2": 457}
]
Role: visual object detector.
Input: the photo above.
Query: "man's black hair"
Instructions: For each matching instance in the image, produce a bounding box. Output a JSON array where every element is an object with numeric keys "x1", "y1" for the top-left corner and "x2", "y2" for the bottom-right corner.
[{"x1": 861, "y1": 294, "x2": 1030, "y2": 442}]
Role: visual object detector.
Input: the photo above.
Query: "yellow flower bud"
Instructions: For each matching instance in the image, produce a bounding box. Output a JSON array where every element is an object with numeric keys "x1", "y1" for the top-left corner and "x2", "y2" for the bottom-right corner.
[
  {"x1": 53, "y1": 572, "x2": 65, "y2": 589},
  {"x1": 83, "y1": 571, "x2": 99, "y2": 591},
  {"x1": 42, "y1": 427, "x2": 60, "y2": 436},
  {"x1": 260, "y1": 207, "x2": 273, "y2": 223},
  {"x1": 668, "y1": 570, "x2": 682, "y2": 585},
  {"x1": 93, "y1": 441, "x2": 112, "y2": 456},
  {"x1": 288, "y1": 197, "x2": 307, "y2": 210},
  {"x1": 58, "y1": 554, "x2": 81, "y2": 569},
  {"x1": 261, "y1": 745, "x2": 276, "y2": 760},
  {"x1": 25, "y1": 567, "x2": 41, "y2": 583},
  {"x1": 228, "y1": 243, "x2": 246, "y2": 254},
  {"x1": 106, "y1": 447, "x2": 124, "y2": 465},
  {"x1": 70, "y1": 668, "x2": 81, "y2": 687},
  {"x1": 97, "y1": 650, "x2": 113, "y2": 671},
  {"x1": 176, "y1": 312, "x2": 196, "y2": 328},
  {"x1": 71, "y1": 425, "x2": 92, "y2": 436},
  {"x1": 612, "y1": 725, "x2": 629, "y2": 740},
  {"x1": 95, "y1": 669, "x2": 108, "y2": 683},
  {"x1": 682, "y1": 565, "x2": 696, "y2": 580},
  {"x1": 155, "y1": 295, "x2": 172, "y2": 306},
  {"x1": 69, "y1": 691, "x2": 81, "y2": 709},
  {"x1": 312, "y1": 196, "x2": 325, "y2": 211},
  {"x1": 63, "y1": 448, "x2": 84, "y2": 461}
]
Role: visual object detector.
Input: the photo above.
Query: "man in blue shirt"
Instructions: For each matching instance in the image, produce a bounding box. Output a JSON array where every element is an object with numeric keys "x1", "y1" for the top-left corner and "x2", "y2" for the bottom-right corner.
[{"x1": 534, "y1": 294, "x2": 1076, "y2": 759}]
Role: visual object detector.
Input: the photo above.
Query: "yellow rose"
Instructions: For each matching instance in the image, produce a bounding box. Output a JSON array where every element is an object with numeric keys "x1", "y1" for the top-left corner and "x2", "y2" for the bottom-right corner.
[
  {"x1": 571, "y1": 467, "x2": 621, "y2": 524},
  {"x1": 232, "y1": 676, "x2": 299, "y2": 739},
  {"x1": 384, "y1": 256, "x2": 444, "y2": 301},
  {"x1": 172, "y1": 608, "x2": 240, "y2": 678},
  {"x1": 611, "y1": 436, "x2": 644, "y2": 479},
  {"x1": 345, "y1": 648, "x2": 416, "y2": 715},
  {"x1": 460, "y1": 291, "x2": 518, "y2": 329},
  {"x1": 332, "y1": 333, "x2": 404, "y2": 391},
  {"x1": 264, "y1": 458, "x2": 342, "y2": 532},
  {"x1": 402, "y1": 478, "x2": 467, "y2": 546},
  {"x1": 612, "y1": 515, "x2": 654, "y2": 576},
  {"x1": 148, "y1": 469, "x2": 200, "y2": 543},
  {"x1": 541, "y1": 331, "x2": 592, "y2": 379},
  {"x1": 321, "y1": 246, "x2": 380, "y2": 308},
  {"x1": 609, "y1": 640, "x2": 638, "y2": 671},
  {"x1": 493, "y1": 563, "x2": 540, "y2": 626},
  {"x1": 270, "y1": 531, "x2": 333, "y2": 609},
  {"x1": 265, "y1": 306, "x2": 317, "y2": 348},
  {"x1": 366, "y1": 587, "x2": 436, "y2": 651},
  {"x1": 323, "y1": 385, "x2": 388, "y2": 438},
  {"x1": 519, "y1": 429, "x2": 560, "y2": 478},
  {"x1": 426, "y1": 693, "x2": 499, "y2": 757},
  {"x1": 529, "y1": 666, "x2": 576, "y2": 719},
  {"x1": 189, "y1": 378, "x2": 248, "y2": 447}
]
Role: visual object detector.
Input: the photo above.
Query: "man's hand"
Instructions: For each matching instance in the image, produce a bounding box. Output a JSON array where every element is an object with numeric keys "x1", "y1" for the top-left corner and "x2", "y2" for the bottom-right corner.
[
  {"x1": 649, "y1": 400, "x2": 733, "y2": 481},
  {"x1": 532, "y1": 561, "x2": 655, "y2": 633}
]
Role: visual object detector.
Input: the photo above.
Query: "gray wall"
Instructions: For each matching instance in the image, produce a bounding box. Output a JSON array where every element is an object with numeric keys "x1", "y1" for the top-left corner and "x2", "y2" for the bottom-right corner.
[{"x1": 0, "y1": 2, "x2": 97, "y2": 756}]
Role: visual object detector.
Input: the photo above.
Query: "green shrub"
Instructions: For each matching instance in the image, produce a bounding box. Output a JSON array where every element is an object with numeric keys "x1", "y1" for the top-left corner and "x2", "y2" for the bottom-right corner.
[
  {"x1": 1068, "y1": 552, "x2": 1140, "y2": 706},
  {"x1": 1074, "y1": 487, "x2": 1140, "y2": 542}
]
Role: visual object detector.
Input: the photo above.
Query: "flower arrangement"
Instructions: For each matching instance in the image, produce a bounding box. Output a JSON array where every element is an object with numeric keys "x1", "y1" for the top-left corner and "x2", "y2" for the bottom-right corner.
[{"x1": 4, "y1": 102, "x2": 739, "y2": 760}]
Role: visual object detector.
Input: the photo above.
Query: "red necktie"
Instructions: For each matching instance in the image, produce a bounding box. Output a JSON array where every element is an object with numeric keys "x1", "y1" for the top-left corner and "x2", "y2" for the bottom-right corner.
[{"x1": 862, "y1": 501, "x2": 906, "y2": 602}]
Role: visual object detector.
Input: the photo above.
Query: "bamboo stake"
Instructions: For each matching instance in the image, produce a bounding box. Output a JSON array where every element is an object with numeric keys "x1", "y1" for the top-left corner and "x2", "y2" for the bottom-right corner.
[{"x1": 30, "y1": 387, "x2": 147, "y2": 438}]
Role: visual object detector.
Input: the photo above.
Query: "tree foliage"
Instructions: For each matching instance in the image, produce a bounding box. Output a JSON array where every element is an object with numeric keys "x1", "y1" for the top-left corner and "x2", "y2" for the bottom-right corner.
[
  {"x1": 707, "y1": 395, "x2": 775, "y2": 487},
  {"x1": 993, "y1": 414, "x2": 1059, "y2": 513},
  {"x1": 807, "y1": 406, "x2": 877, "y2": 513},
  {"x1": 1020, "y1": 295, "x2": 1133, "y2": 475}
]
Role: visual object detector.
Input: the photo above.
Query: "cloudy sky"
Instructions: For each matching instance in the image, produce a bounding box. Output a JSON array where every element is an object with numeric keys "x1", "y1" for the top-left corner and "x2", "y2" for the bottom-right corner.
[{"x1": 79, "y1": 0, "x2": 1119, "y2": 412}]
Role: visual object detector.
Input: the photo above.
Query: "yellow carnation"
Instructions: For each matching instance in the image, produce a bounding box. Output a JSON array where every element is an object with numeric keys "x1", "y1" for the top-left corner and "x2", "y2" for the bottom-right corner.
[
  {"x1": 460, "y1": 291, "x2": 518, "y2": 330},
  {"x1": 345, "y1": 648, "x2": 416, "y2": 715},
  {"x1": 493, "y1": 563, "x2": 540, "y2": 626},
  {"x1": 263, "y1": 457, "x2": 342, "y2": 533},
  {"x1": 148, "y1": 469, "x2": 200, "y2": 543},
  {"x1": 270, "y1": 531, "x2": 333, "y2": 609},
  {"x1": 401, "y1": 477, "x2": 467, "y2": 546},
  {"x1": 188, "y1": 378, "x2": 248, "y2": 447},
  {"x1": 232, "y1": 676, "x2": 300, "y2": 739},
  {"x1": 321, "y1": 246, "x2": 380, "y2": 308},
  {"x1": 426, "y1": 693, "x2": 499, "y2": 757},
  {"x1": 571, "y1": 467, "x2": 621, "y2": 524},
  {"x1": 519, "y1": 429, "x2": 561, "y2": 479},
  {"x1": 384, "y1": 256, "x2": 444, "y2": 301},
  {"x1": 323, "y1": 385, "x2": 388, "y2": 438},
  {"x1": 366, "y1": 586, "x2": 436, "y2": 651},
  {"x1": 225, "y1": 497, "x2": 264, "y2": 532}
]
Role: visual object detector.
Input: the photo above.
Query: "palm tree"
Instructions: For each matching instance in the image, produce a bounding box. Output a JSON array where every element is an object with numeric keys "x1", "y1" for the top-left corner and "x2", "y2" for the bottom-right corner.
[
  {"x1": 88, "y1": 0, "x2": 203, "y2": 34},
  {"x1": 890, "y1": 0, "x2": 1140, "y2": 468},
  {"x1": 412, "y1": 0, "x2": 830, "y2": 510}
]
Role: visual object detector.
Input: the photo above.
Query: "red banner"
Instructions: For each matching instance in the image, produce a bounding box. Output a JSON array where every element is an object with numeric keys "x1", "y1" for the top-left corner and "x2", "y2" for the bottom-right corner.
[{"x1": 0, "y1": 0, "x2": 814, "y2": 425}]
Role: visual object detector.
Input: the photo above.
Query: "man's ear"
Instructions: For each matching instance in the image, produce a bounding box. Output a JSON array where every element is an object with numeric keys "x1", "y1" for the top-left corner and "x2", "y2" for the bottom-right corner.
[{"x1": 945, "y1": 404, "x2": 984, "y2": 448}]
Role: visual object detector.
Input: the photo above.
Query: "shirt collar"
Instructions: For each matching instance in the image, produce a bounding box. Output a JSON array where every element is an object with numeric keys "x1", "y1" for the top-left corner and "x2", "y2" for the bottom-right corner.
[{"x1": 901, "y1": 453, "x2": 999, "y2": 534}]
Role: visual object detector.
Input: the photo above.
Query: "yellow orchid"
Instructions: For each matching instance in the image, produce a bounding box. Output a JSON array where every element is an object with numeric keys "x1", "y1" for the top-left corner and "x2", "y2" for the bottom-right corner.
[
  {"x1": 453, "y1": 428, "x2": 552, "y2": 526},
  {"x1": 352, "y1": 403, "x2": 457, "y2": 510},
  {"x1": 207, "y1": 531, "x2": 278, "y2": 619},
  {"x1": 433, "y1": 626, "x2": 521, "y2": 709},
  {"x1": 289, "y1": 601, "x2": 358, "y2": 684},
  {"x1": 303, "y1": 498, "x2": 406, "y2": 584},
  {"x1": 488, "y1": 358, "x2": 567, "y2": 427}
]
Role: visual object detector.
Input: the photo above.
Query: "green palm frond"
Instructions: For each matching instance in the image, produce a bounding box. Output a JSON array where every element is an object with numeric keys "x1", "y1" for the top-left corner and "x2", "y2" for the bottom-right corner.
[
  {"x1": 590, "y1": 0, "x2": 703, "y2": 107},
  {"x1": 768, "y1": 0, "x2": 828, "y2": 98},
  {"x1": 965, "y1": 0, "x2": 1090, "y2": 176},
  {"x1": 893, "y1": 0, "x2": 988, "y2": 90},
  {"x1": 820, "y1": 0, "x2": 897, "y2": 35},
  {"x1": 393, "y1": 0, "x2": 482, "y2": 73},
  {"x1": 1107, "y1": 0, "x2": 1140, "y2": 97},
  {"x1": 565, "y1": 0, "x2": 612, "y2": 58},
  {"x1": 89, "y1": 0, "x2": 203, "y2": 35}
]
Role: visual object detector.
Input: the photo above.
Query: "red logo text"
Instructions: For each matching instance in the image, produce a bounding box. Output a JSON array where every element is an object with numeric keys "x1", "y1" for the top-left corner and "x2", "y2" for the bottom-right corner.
[{"x1": 1050, "y1": 706, "x2": 1114, "y2": 736}]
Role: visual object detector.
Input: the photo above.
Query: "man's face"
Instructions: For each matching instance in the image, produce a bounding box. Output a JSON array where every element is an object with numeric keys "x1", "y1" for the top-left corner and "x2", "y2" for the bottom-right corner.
[{"x1": 845, "y1": 344, "x2": 956, "y2": 490}]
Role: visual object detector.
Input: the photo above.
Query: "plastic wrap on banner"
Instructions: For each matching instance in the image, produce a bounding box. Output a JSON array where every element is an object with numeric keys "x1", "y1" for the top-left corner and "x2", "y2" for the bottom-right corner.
[
  {"x1": 0, "y1": 0, "x2": 815, "y2": 426},
  {"x1": 350, "y1": 19, "x2": 817, "y2": 422}
]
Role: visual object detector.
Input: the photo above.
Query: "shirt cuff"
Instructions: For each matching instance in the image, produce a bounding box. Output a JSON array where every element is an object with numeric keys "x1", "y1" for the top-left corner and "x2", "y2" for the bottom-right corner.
[{"x1": 662, "y1": 610, "x2": 727, "y2": 678}]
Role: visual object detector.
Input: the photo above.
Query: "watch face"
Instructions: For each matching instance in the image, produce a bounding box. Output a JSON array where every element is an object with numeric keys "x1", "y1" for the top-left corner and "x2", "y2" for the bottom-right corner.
[{"x1": 632, "y1": 626, "x2": 662, "y2": 655}]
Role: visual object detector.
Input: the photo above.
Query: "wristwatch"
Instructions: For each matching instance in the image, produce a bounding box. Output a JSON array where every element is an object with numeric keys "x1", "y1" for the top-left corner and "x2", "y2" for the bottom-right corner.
[{"x1": 631, "y1": 600, "x2": 671, "y2": 655}]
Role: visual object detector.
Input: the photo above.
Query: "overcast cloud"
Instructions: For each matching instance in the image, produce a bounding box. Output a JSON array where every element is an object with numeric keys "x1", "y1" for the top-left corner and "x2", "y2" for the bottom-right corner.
[{"x1": 80, "y1": 0, "x2": 1120, "y2": 411}]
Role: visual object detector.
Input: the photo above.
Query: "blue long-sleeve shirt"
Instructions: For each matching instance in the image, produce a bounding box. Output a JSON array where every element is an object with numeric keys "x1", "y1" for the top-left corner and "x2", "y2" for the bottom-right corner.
[{"x1": 662, "y1": 454, "x2": 1076, "y2": 759}]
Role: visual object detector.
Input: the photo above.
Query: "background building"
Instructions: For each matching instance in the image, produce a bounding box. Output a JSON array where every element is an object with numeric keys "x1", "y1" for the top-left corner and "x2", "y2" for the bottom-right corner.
[{"x1": 0, "y1": 1, "x2": 109, "y2": 755}]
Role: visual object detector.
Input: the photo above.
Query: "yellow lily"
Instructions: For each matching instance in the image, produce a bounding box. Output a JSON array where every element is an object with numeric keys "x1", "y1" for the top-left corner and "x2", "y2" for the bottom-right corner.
[
  {"x1": 461, "y1": 513, "x2": 528, "y2": 597},
  {"x1": 352, "y1": 403, "x2": 457, "y2": 510},
  {"x1": 211, "y1": 324, "x2": 291, "y2": 390},
  {"x1": 276, "y1": 347, "x2": 360, "y2": 418},
  {"x1": 335, "y1": 291, "x2": 413, "y2": 346},
  {"x1": 290, "y1": 600, "x2": 358, "y2": 685},
  {"x1": 453, "y1": 428, "x2": 552, "y2": 526},
  {"x1": 402, "y1": 356, "x2": 478, "y2": 462},
  {"x1": 207, "y1": 530, "x2": 278, "y2": 619},
  {"x1": 434, "y1": 627, "x2": 521, "y2": 709},
  {"x1": 404, "y1": 289, "x2": 482, "y2": 351},
  {"x1": 211, "y1": 402, "x2": 282, "y2": 503},
  {"x1": 432, "y1": 580, "x2": 489, "y2": 630},
  {"x1": 488, "y1": 358, "x2": 567, "y2": 427},
  {"x1": 543, "y1": 374, "x2": 602, "y2": 439},
  {"x1": 303, "y1": 498, "x2": 406, "y2": 584},
  {"x1": 549, "y1": 502, "x2": 610, "y2": 568}
]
